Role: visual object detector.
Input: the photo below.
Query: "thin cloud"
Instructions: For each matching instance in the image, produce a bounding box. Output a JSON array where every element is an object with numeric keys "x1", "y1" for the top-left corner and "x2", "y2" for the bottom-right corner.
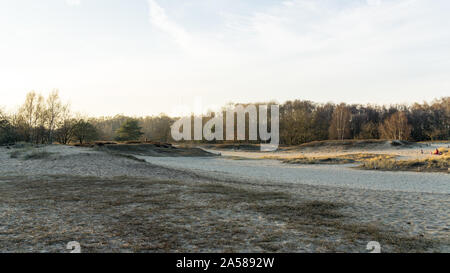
[
  {"x1": 147, "y1": 0, "x2": 191, "y2": 48},
  {"x1": 66, "y1": 0, "x2": 81, "y2": 6},
  {"x1": 143, "y1": 0, "x2": 449, "y2": 97}
]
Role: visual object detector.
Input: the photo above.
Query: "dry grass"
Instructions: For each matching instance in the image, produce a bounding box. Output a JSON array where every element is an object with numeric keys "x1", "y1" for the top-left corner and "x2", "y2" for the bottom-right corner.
[
  {"x1": 360, "y1": 156, "x2": 449, "y2": 173},
  {"x1": 359, "y1": 147, "x2": 449, "y2": 172},
  {"x1": 0, "y1": 175, "x2": 439, "y2": 253},
  {"x1": 100, "y1": 143, "x2": 216, "y2": 157},
  {"x1": 196, "y1": 143, "x2": 262, "y2": 151},
  {"x1": 296, "y1": 139, "x2": 387, "y2": 148},
  {"x1": 265, "y1": 149, "x2": 449, "y2": 173},
  {"x1": 270, "y1": 153, "x2": 396, "y2": 165}
]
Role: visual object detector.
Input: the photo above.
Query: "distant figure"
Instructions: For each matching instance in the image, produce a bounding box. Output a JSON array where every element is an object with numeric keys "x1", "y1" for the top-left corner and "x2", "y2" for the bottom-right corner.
[
  {"x1": 432, "y1": 148, "x2": 440, "y2": 155},
  {"x1": 421, "y1": 149, "x2": 423, "y2": 154}
]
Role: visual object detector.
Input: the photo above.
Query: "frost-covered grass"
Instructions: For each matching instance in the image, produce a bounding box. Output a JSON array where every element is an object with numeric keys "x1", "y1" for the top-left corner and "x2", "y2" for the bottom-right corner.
[{"x1": 0, "y1": 175, "x2": 439, "y2": 253}]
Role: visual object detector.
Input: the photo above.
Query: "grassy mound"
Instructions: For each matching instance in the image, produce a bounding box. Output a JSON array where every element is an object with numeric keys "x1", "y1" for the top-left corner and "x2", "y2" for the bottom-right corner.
[
  {"x1": 360, "y1": 148, "x2": 449, "y2": 173},
  {"x1": 198, "y1": 143, "x2": 262, "y2": 151},
  {"x1": 297, "y1": 139, "x2": 386, "y2": 148},
  {"x1": 283, "y1": 139, "x2": 422, "y2": 151},
  {"x1": 281, "y1": 153, "x2": 395, "y2": 165},
  {"x1": 9, "y1": 145, "x2": 52, "y2": 160},
  {"x1": 101, "y1": 143, "x2": 217, "y2": 157}
]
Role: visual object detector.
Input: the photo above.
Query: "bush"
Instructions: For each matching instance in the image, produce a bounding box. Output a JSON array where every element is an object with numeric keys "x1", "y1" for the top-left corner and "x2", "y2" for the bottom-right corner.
[
  {"x1": 0, "y1": 119, "x2": 17, "y2": 145},
  {"x1": 9, "y1": 150, "x2": 22, "y2": 158},
  {"x1": 23, "y1": 149, "x2": 52, "y2": 160},
  {"x1": 73, "y1": 120, "x2": 98, "y2": 144},
  {"x1": 9, "y1": 146, "x2": 52, "y2": 160}
]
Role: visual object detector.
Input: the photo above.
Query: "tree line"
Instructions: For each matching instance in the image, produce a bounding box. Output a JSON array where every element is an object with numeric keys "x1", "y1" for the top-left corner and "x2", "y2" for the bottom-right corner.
[{"x1": 0, "y1": 91, "x2": 448, "y2": 145}]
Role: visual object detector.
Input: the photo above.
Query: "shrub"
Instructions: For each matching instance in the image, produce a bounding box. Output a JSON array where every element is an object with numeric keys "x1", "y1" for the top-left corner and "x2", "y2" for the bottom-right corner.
[
  {"x1": 0, "y1": 119, "x2": 17, "y2": 145},
  {"x1": 23, "y1": 149, "x2": 52, "y2": 160}
]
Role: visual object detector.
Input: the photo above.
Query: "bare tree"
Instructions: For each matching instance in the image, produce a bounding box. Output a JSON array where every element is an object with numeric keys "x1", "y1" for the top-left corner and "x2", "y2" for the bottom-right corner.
[
  {"x1": 45, "y1": 90, "x2": 65, "y2": 143},
  {"x1": 379, "y1": 111, "x2": 411, "y2": 140},
  {"x1": 18, "y1": 91, "x2": 46, "y2": 143},
  {"x1": 18, "y1": 91, "x2": 37, "y2": 142},
  {"x1": 55, "y1": 120, "x2": 75, "y2": 144},
  {"x1": 358, "y1": 121, "x2": 379, "y2": 139},
  {"x1": 329, "y1": 103, "x2": 351, "y2": 140},
  {"x1": 54, "y1": 107, "x2": 75, "y2": 144},
  {"x1": 32, "y1": 94, "x2": 46, "y2": 143}
]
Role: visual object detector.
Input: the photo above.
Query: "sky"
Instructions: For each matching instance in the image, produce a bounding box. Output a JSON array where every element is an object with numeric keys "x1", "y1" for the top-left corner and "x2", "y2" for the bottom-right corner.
[{"x1": 0, "y1": 0, "x2": 449, "y2": 116}]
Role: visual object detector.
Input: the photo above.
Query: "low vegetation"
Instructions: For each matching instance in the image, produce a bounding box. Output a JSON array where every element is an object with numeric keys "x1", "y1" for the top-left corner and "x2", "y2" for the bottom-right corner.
[
  {"x1": 269, "y1": 149, "x2": 449, "y2": 173},
  {"x1": 8, "y1": 145, "x2": 52, "y2": 160},
  {"x1": 264, "y1": 153, "x2": 396, "y2": 165},
  {"x1": 360, "y1": 149, "x2": 449, "y2": 173},
  {"x1": 99, "y1": 143, "x2": 216, "y2": 157},
  {"x1": 295, "y1": 139, "x2": 387, "y2": 148},
  {"x1": 22, "y1": 149, "x2": 52, "y2": 160}
]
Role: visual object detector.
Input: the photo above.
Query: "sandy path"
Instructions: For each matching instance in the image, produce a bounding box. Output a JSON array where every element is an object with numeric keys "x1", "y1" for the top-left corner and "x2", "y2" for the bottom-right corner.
[{"x1": 138, "y1": 156, "x2": 450, "y2": 194}]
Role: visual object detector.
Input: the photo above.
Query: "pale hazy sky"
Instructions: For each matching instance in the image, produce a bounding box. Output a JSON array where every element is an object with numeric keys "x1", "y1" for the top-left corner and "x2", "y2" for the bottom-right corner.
[{"x1": 0, "y1": 0, "x2": 449, "y2": 116}]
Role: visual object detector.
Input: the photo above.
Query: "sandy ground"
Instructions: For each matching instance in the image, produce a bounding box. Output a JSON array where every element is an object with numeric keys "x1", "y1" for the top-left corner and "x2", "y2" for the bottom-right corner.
[
  {"x1": 0, "y1": 145, "x2": 200, "y2": 179},
  {"x1": 138, "y1": 157, "x2": 450, "y2": 193},
  {"x1": 0, "y1": 145, "x2": 448, "y2": 253},
  {"x1": 139, "y1": 155, "x2": 449, "y2": 248}
]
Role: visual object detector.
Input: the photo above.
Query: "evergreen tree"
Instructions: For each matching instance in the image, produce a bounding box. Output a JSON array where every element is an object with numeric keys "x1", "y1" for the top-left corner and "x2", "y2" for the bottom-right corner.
[{"x1": 115, "y1": 119, "x2": 144, "y2": 141}]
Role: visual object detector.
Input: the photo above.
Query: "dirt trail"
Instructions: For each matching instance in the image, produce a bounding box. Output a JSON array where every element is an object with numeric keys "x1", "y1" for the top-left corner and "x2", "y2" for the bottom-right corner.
[{"x1": 139, "y1": 156, "x2": 450, "y2": 193}]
